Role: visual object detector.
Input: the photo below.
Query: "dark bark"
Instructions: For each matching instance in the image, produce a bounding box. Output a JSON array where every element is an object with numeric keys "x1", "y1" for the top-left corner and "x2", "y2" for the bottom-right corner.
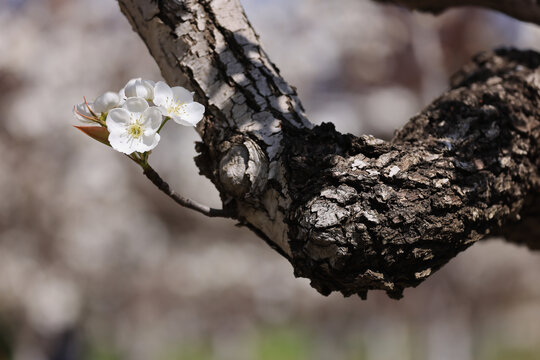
[
  {"x1": 375, "y1": 0, "x2": 540, "y2": 26},
  {"x1": 285, "y1": 49, "x2": 540, "y2": 298},
  {"x1": 118, "y1": 0, "x2": 540, "y2": 299}
]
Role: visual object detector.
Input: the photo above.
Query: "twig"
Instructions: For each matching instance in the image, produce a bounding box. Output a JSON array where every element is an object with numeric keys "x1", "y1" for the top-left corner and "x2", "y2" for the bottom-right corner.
[{"x1": 143, "y1": 165, "x2": 233, "y2": 218}]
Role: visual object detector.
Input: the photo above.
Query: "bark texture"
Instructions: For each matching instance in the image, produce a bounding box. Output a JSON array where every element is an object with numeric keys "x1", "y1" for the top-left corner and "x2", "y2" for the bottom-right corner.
[
  {"x1": 286, "y1": 50, "x2": 540, "y2": 298},
  {"x1": 118, "y1": 0, "x2": 540, "y2": 299}
]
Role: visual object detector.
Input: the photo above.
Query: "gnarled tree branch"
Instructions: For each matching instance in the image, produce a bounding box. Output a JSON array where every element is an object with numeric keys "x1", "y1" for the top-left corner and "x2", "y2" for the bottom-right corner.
[
  {"x1": 375, "y1": 0, "x2": 540, "y2": 27},
  {"x1": 118, "y1": 0, "x2": 540, "y2": 299}
]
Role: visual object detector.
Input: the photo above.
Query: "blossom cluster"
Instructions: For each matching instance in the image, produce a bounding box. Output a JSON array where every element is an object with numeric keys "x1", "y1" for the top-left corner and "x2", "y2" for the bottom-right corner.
[{"x1": 74, "y1": 78, "x2": 205, "y2": 155}]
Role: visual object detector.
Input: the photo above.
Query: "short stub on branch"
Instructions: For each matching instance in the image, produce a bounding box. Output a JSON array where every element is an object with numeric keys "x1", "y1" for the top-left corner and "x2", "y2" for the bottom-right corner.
[{"x1": 219, "y1": 139, "x2": 269, "y2": 199}]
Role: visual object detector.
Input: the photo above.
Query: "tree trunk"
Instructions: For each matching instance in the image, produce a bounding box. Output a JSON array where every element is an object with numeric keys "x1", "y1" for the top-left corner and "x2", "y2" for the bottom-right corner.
[{"x1": 117, "y1": 0, "x2": 540, "y2": 299}]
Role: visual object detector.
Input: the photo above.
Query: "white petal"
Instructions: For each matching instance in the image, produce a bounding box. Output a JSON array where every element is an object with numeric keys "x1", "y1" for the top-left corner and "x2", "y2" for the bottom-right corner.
[
  {"x1": 74, "y1": 102, "x2": 92, "y2": 115},
  {"x1": 137, "y1": 133, "x2": 160, "y2": 152},
  {"x1": 106, "y1": 108, "x2": 130, "y2": 132},
  {"x1": 123, "y1": 97, "x2": 149, "y2": 114},
  {"x1": 142, "y1": 79, "x2": 156, "y2": 96},
  {"x1": 108, "y1": 132, "x2": 135, "y2": 154},
  {"x1": 141, "y1": 107, "x2": 163, "y2": 132},
  {"x1": 156, "y1": 105, "x2": 169, "y2": 117},
  {"x1": 173, "y1": 102, "x2": 205, "y2": 126},
  {"x1": 126, "y1": 79, "x2": 154, "y2": 100},
  {"x1": 120, "y1": 78, "x2": 154, "y2": 100},
  {"x1": 136, "y1": 85, "x2": 153, "y2": 100},
  {"x1": 153, "y1": 81, "x2": 173, "y2": 107},
  {"x1": 117, "y1": 93, "x2": 126, "y2": 106},
  {"x1": 124, "y1": 78, "x2": 140, "y2": 87},
  {"x1": 94, "y1": 91, "x2": 121, "y2": 113},
  {"x1": 124, "y1": 82, "x2": 139, "y2": 98},
  {"x1": 73, "y1": 102, "x2": 95, "y2": 123},
  {"x1": 123, "y1": 78, "x2": 140, "y2": 90},
  {"x1": 171, "y1": 86, "x2": 193, "y2": 104},
  {"x1": 171, "y1": 115, "x2": 192, "y2": 126}
]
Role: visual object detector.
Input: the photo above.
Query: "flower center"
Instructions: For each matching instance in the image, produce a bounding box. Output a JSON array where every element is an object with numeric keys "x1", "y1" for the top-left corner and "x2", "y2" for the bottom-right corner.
[
  {"x1": 127, "y1": 123, "x2": 143, "y2": 139},
  {"x1": 166, "y1": 98, "x2": 186, "y2": 116}
]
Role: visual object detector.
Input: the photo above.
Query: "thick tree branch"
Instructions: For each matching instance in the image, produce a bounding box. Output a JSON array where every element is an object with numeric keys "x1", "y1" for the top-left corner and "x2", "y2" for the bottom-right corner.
[
  {"x1": 118, "y1": 0, "x2": 540, "y2": 299},
  {"x1": 119, "y1": 0, "x2": 310, "y2": 257},
  {"x1": 285, "y1": 50, "x2": 540, "y2": 298},
  {"x1": 375, "y1": 0, "x2": 540, "y2": 26}
]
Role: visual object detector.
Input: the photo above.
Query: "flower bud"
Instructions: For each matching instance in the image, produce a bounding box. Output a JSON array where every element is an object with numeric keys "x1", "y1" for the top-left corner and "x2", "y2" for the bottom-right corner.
[
  {"x1": 73, "y1": 101, "x2": 96, "y2": 123},
  {"x1": 123, "y1": 78, "x2": 155, "y2": 100},
  {"x1": 93, "y1": 91, "x2": 121, "y2": 113}
]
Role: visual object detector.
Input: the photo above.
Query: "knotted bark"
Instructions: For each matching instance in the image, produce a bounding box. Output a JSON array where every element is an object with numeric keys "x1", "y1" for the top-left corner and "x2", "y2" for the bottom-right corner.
[
  {"x1": 375, "y1": 0, "x2": 540, "y2": 27},
  {"x1": 285, "y1": 50, "x2": 540, "y2": 298},
  {"x1": 118, "y1": 0, "x2": 540, "y2": 299}
]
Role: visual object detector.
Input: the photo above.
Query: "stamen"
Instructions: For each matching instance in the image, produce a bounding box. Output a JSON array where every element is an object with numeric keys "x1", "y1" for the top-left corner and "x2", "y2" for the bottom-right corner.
[{"x1": 166, "y1": 97, "x2": 187, "y2": 116}]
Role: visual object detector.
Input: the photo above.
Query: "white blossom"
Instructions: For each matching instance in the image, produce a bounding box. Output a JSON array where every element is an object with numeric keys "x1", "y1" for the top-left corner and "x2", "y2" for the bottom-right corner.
[
  {"x1": 105, "y1": 97, "x2": 162, "y2": 154},
  {"x1": 153, "y1": 81, "x2": 205, "y2": 126},
  {"x1": 120, "y1": 78, "x2": 155, "y2": 101},
  {"x1": 73, "y1": 101, "x2": 96, "y2": 123},
  {"x1": 74, "y1": 91, "x2": 121, "y2": 123},
  {"x1": 93, "y1": 91, "x2": 121, "y2": 113},
  {"x1": 74, "y1": 79, "x2": 202, "y2": 153}
]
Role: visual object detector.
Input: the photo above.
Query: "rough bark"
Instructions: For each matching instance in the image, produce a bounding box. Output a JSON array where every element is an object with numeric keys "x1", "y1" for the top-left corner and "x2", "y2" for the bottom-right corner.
[
  {"x1": 118, "y1": 0, "x2": 540, "y2": 299},
  {"x1": 375, "y1": 0, "x2": 540, "y2": 26},
  {"x1": 286, "y1": 50, "x2": 540, "y2": 298}
]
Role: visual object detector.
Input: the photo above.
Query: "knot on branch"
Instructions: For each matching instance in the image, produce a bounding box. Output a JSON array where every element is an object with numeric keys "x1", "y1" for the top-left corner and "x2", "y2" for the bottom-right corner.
[
  {"x1": 287, "y1": 139, "x2": 456, "y2": 300},
  {"x1": 219, "y1": 139, "x2": 268, "y2": 199},
  {"x1": 283, "y1": 49, "x2": 540, "y2": 298}
]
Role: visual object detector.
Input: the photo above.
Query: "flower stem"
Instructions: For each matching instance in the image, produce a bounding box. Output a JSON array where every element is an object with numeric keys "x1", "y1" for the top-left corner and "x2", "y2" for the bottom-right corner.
[
  {"x1": 157, "y1": 117, "x2": 170, "y2": 133},
  {"x1": 142, "y1": 165, "x2": 233, "y2": 218}
]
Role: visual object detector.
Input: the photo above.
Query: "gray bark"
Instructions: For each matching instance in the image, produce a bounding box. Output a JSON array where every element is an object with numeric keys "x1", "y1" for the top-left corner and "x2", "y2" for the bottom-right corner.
[{"x1": 118, "y1": 0, "x2": 540, "y2": 299}]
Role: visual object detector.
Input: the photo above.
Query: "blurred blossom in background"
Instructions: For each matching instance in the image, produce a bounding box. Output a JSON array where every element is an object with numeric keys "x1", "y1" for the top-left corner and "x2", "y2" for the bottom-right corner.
[{"x1": 1, "y1": 0, "x2": 540, "y2": 359}]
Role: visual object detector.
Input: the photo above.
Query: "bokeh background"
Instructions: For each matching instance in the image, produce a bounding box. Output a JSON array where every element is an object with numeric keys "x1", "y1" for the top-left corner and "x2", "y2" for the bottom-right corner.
[{"x1": 1, "y1": 0, "x2": 540, "y2": 359}]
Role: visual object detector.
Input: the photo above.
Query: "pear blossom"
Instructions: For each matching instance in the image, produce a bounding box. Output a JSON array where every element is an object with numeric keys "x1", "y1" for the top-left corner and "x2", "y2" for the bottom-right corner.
[
  {"x1": 74, "y1": 91, "x2": 121, "y2": 123},
  {"x1": 73, "y1": 101, "x2": 96, "y2": 123},
  {"x1": 153, "y1": 81, "x2": 205, "y2": 126},
  {"x1": 93, "y1": 91, "x2": 121, "y2": 113},
  {"x1": 74, "y1": 79, "x2": 204, "y2": 155},
  {"x1": 120, "y1": 78, "x2": 155, "y2": 101},
  {"x1": 106, "y1": 97, "x2": 162, "y2": 154}
]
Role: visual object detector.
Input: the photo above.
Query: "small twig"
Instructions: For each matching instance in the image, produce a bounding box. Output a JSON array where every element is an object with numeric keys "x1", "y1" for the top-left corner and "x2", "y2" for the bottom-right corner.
[{"x1": 143, "y1": 165, "x2": 233, "y2": 218}]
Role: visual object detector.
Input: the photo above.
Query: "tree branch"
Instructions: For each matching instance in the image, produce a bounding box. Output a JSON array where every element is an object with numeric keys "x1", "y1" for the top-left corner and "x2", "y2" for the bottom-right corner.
[
  {"x1": 143, "y1": 165, "x2": 232, "y2": 218},
  {"x1": 118, "y1": 0, "x2": 540, "y2": 299},
  {"x1": 285, "y1": 50, "x2": 540, "y2": 298},
  {"x1": 374, "y1": 0, "x2": 540, "y2": 26}
]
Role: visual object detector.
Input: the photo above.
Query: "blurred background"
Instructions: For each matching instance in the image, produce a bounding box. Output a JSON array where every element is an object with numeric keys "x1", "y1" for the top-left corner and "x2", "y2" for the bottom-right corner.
[{"x1": 1, "y1": 0, "x2": 540, "y2": 359}]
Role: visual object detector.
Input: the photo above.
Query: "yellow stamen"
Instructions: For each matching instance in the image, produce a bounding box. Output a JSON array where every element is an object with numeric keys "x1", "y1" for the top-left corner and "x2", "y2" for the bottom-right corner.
[
  {"x1": 127, "y1": 120, "x2": 143, "y2": 139},
  {"x1": 166, "y1": 98, "x2": 187, "y2": 116},
  {"x1": 127, "y1": 117, "x2": 144, "y2": 139}
]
